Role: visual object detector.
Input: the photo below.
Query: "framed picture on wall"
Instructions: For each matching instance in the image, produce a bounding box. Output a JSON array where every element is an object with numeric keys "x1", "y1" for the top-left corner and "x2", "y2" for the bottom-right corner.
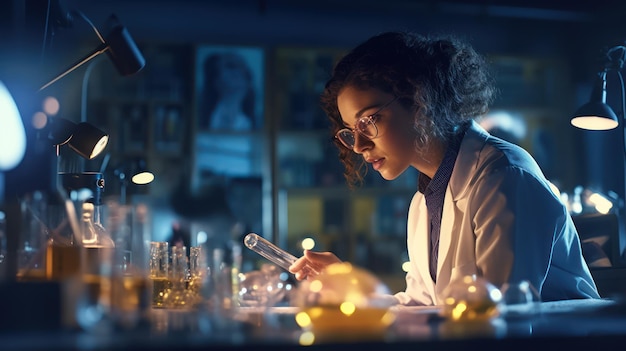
[
  {"x1": 120, "y1": 103, "x2": 149, "y2": 153},
  {"x1": 194, "y1": 45, "x2": 265, "y2": 132},
  {"x1": 271, "y1": 47, "x2": 347, "y2": 130},
  {"x1": 154, "y1": 103, "x2": 185, "y2": 154}
]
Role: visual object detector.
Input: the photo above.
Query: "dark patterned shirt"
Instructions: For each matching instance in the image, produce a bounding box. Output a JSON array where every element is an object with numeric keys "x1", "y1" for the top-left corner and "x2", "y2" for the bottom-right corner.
[{"x1": 417, "y1": 124, "x2": 468, "y2": 282}]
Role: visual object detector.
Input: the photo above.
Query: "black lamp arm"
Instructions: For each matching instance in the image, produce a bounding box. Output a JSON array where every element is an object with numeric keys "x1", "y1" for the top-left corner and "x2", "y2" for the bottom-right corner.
[
  {"x1": 39, "y1": 43, "x2": 108, "y2": 91},
  {"x1": 39, "y1": 9, "x2": 108, "y2": 91}
]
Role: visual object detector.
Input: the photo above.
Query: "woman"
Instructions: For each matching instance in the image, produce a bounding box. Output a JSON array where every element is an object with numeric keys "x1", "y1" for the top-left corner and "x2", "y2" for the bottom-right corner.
[
  {"x1": 288, "y1": 31, "x2": 600, "y2": 305},
  {"x1": 200, "y1": 51, "x2": 256, "y2": 131}
]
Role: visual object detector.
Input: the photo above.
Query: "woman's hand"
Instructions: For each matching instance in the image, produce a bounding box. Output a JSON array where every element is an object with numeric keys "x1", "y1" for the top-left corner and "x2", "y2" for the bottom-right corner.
[{"x1": 289, "y1": 250, "x2": 342, "y2": 281}]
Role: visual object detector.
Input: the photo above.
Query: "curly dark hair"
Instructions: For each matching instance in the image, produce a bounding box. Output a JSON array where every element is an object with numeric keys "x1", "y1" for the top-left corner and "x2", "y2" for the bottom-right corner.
[{"x1": 320, "y1": 31, "x2": 496, "y2": 188}]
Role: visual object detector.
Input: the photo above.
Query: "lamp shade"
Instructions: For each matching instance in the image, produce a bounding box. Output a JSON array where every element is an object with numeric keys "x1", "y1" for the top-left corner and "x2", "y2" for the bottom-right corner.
[
  {"x1": 39, "y1": 13, "x2": 145, "y2": 91},
  {"x1": 128, "y1": 158, "x2": 154, "y2": 185},
  {"x1": 105, "y1": 24, "x2": 146, "y2": 76},
  {"x1": 46, "y1": 118, "x2": 109, "y2": 159},
  {"x1": 570, "y1": 101, "x2": 619, "y2": 130},
  {"x1": 571, "y1": 70, "x2": 619, "y2": 131},
  {"x1": 68, "y1": 122, "x2": 109, "y2": 159}
]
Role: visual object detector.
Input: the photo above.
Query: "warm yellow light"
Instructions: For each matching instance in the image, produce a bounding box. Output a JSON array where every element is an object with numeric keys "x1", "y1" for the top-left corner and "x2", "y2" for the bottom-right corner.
[
  {"x1": 301, "y1": 237, "x2": 315, "y2": 250},
  {"x1": 571, "y1": 116, "x2": 618, "y2": 130},
  {"x1": 309, "y1": 280, "x2": 323, "y2": 293},
  {"x1": 451, "y1": 302, "x2": 468, "y2": 320},
  {"x1": 132, "y1": 171, "x2": 154, "y2": 185},
  {"x1": 295, "y1": 312, "x2": 312, "y2": 328},
  {"x1": 401, "y1": 261, "x2": 410, "y2": 272},
  {"x1": 339, "y1": 302, "x2": 356, "y2": 316},
  {"x1": 589, "y1": 193, "x2": 613, "y2": 214},
  {"x1": 298, "y1": 331, "x2": 315, "y2": 345},
  {"x1": 90, "y1": 135, "x2": 109, "y2": 159}
]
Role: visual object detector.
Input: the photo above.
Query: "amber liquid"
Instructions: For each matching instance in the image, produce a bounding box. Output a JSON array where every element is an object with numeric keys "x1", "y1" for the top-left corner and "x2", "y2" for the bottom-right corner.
[
  {"x1": 112, "y1": 275, "x2": 151, "y2": 313},
  {"x1": 82, "y1": 273, "x2": 111, "y2": 306},
  {"x1": 16, "y1": 267, "x2": 47, "y2": 281},
  {"x1": 301, "y1": 306, "x2": 396, "y2": 334},
  {"x1": 151, "y1": 277, "x2": 172, "y2": 308},
  {"x1": 46, "y1": 244, "x2": 81, "y2": 280}
]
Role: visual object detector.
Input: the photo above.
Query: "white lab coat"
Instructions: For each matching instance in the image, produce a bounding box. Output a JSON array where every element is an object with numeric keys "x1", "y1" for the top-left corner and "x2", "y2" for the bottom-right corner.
[{"x1": 394, "y1": 121, "x2": 600, "y2": 306}]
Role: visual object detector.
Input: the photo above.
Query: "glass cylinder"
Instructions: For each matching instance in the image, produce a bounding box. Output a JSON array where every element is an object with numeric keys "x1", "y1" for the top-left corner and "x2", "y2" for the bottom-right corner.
[
  {"x1": 150, "y1": 241, "x2": 170, "y2": 308},
  {"x1": 108, "y1": 202, "x2": 151, "y2": 329},
  {"x1": 187, "y1": 246, "x2": 206, "y2": 307},
  {"x1": 164, "y1": 245, "x2": 190, "y2": 309}
]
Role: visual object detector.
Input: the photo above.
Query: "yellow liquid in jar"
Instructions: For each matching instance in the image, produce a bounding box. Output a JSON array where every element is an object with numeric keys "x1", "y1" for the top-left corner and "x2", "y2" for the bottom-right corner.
[
  {"x1": 150, "y1": 277, "x2": 172, "y2": 308},
  {"x1": 46, "y1": 244, "x2": 81, "y2": 280},
  {"x1": 301, "y1": 306, "x2": 395, "y2": 333},
  {"x1": 112, "y1": 275, "x2": 150, "y2": 313}
]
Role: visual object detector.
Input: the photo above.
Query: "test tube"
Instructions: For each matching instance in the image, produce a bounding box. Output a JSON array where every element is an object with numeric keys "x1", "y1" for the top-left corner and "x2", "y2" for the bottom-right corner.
[{"x1": 244, "y1": 233, "x2": 297, "y2": 271}]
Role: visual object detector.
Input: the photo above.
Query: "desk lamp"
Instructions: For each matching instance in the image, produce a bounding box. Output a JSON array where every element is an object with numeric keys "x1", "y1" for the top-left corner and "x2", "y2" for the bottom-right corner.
[
  {"x1": 40, "y1": 11, "x2": 145, "y2": 91},
  {"x1": 570, "y1": 45, "x2": 625, "y2": 131},
  {"x1": 571, "y1": 44, "x2": 626, "y2": 264},
  {"x1": 105, "y1": 157, "x2": 154, "y2": 204},
  {"x1": 45, "y1": 116, "x2": 108, "y2": 160}
]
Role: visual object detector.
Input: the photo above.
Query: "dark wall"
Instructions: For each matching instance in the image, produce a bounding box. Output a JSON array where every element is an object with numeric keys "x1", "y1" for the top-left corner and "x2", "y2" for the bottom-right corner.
[{"x1": 3, "y1": 0, "x2": 626, "y2": 198}]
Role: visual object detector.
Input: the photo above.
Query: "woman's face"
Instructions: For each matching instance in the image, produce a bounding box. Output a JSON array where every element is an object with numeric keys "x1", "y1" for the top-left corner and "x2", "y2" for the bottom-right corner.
[
  {"x1": 216, "y1": 53, "x2": 250, "y2": 95},
  {"x1": 337, "y1": 86, "x2": 420, "y2": 180}
]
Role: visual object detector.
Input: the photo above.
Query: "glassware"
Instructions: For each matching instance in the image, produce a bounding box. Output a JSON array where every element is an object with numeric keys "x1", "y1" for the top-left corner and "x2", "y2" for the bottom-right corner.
[
  {"x1": 238, "y1": 263, "x2": 288, "y2": 308},
  {"x1": 163, "y1": 245, "x2": 190, "y2": 309},
  {"x1": 243, "y1": 233, "x2": 297, "y2": 271},
  {"x1": 187, "y1": 246, "x2": 206, "y2": 307},
  {"x1": 149, "y1": 241, "x2": 170, "y2": 308},
  {"x1": 293, "y1": 262, "x2": 396, "y2": 339},
  {"x1": 440, "y1": 275, "x2": 503, "y2": 321},
  {"x1": 107, "y1": 202, "x2": 151, "y2": 329}
]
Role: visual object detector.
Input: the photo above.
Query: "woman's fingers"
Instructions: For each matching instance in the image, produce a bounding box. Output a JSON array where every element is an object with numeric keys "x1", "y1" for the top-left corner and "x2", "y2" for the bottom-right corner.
[{"x1": 289, "y1": 250, "x2": 342, "y2": 280}]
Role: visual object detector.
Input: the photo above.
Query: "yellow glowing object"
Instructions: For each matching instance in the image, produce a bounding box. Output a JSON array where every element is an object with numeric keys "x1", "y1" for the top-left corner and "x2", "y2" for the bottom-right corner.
[
  {"x1": 295, "y1": 311, "x2": 312, "y2": 328},
  {"x1": 441, "y1": 275, "x2": 502, "y2": 321},
  {"x1": 298, "y1": 331, "x2": 315, "y2": 345},
  {"x1": 339, "y1": 302, "x2": 356, "y2": 316},
  {"x1": 293, "y1": 262, "x2": 396, "y2": 335},
  {"x1": 301, "y1": 237, "x2": 315, "y2": 250}
]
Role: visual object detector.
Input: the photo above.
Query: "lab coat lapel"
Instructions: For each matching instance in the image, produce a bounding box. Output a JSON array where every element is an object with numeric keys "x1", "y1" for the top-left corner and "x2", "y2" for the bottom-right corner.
[
  {"x1": 433, "y1": 121, "x2": 487, "y2": 302},
  {"x1": 434, "y1": 190, "x2": 457, "y2": 302},
  {"x1": 412, "y1": 197, "x2": 437, "y2": 299}
]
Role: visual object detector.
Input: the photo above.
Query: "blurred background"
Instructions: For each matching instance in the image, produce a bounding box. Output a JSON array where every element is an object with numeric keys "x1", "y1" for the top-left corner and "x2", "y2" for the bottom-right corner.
[{"x1": 1, "y1": 0, "x2": 626, "y2": 291}]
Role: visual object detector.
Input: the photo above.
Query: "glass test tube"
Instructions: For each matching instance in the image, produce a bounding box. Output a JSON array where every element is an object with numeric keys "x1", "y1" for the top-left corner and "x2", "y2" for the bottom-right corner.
[{"x1": 244, "y1": 233, "x2": 297, "y2": 271}]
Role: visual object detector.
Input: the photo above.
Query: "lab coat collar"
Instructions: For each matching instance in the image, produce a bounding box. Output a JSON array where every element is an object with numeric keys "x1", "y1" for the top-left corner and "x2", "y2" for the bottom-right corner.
[{"x1": 448, "y1": 120, "x2": 490, "y2": 202}]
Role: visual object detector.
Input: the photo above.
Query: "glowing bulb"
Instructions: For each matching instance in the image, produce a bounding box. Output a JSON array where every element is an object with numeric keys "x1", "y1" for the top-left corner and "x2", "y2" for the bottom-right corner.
[
  {"x1": 589, "y1": 193, "x2": 613, "y2": 214},
  {"x1": 132, "y1": 171, "x2": 154, "y2": 185},
  {"x1": 301, "y1": 237, "x2": 315, "y2": 250},
  {"x1": 0, "y1": 80, "x2": 26, "y2": 170}
]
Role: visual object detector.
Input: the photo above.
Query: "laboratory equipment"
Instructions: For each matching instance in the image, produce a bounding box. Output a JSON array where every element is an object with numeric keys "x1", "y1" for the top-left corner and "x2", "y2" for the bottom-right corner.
[{"x1": 243, "y1": 233, "x2": 300, "y2": 272}]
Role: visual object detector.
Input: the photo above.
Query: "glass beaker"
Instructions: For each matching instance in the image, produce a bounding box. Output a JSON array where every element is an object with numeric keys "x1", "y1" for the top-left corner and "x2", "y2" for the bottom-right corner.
[
  {"x1": 149, "y1": 241, "x2": 170, "y2": 308},
  {"x1": 108, "y1": 201, "x2": 151, "y2": 329}
]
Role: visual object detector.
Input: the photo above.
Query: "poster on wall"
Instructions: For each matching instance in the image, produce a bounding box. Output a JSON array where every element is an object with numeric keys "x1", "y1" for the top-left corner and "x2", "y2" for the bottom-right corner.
[
  {"x1": 194, "y1": 45, "x2": 265, "y2": 132},
  {"x1": 272, "y1": 47, "x2": 346, "y2": 130}
]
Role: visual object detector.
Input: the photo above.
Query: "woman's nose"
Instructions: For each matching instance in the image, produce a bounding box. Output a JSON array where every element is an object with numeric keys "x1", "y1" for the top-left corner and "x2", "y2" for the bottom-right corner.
[{"x1": 353, "y1": 133, "x2": 372, "y2": 154}]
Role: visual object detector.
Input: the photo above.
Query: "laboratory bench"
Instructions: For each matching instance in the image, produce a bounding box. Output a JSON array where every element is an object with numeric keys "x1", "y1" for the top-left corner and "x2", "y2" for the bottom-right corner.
[{"x1": 1, "y1": 288, "x2": 626, "y2": 351}]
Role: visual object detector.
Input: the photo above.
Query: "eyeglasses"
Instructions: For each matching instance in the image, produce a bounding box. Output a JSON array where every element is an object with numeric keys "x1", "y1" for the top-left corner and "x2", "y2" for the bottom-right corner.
[{"x1": 335, "y1": 97, "x2": 398, "y2": 150}]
